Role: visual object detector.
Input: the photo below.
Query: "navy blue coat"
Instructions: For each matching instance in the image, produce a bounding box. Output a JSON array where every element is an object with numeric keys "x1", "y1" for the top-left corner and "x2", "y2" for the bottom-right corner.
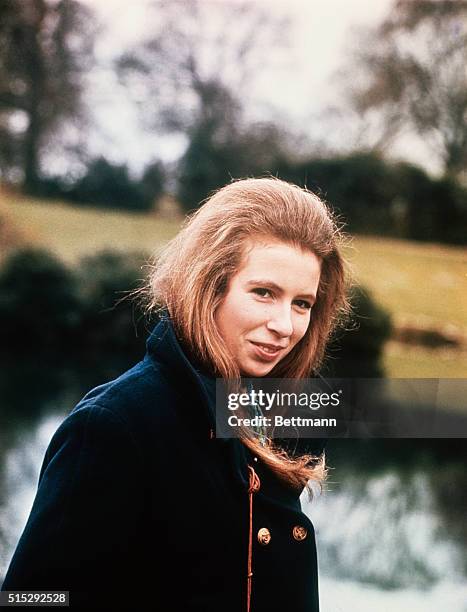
[{"x1": 2, "y1": 317, "x2": 324, "y2": 610}]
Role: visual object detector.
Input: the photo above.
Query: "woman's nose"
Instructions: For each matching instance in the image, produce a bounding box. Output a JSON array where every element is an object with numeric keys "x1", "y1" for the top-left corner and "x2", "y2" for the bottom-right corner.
[{"x1": 266, "y1": 306, "x2": 293, "y2": 337}]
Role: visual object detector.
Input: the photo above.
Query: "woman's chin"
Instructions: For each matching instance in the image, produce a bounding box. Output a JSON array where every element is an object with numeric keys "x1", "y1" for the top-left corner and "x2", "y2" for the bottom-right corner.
[{"x1": 240, "y1": 360, "x2": 276, "y2": 378}]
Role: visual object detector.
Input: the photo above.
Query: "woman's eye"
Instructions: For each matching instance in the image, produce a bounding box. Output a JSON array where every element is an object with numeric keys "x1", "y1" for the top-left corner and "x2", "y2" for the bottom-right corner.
[
  {"x1": 294, "y1": 299, "x2": 312, "y2": 310},
  {"x1": 252, "y1": 288, "x2": 272, "y2": 298}
]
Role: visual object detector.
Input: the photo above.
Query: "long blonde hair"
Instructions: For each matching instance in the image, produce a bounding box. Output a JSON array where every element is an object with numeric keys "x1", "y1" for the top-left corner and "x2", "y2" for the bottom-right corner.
[{"x1": 146, "y1": 177, "x2": 350, "y2": 491}]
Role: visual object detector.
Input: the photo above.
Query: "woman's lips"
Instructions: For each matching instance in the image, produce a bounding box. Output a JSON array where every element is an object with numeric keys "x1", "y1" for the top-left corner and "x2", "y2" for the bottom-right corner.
[{"x1": 249, "y1": 341, "x2": 285, "y2": 362}]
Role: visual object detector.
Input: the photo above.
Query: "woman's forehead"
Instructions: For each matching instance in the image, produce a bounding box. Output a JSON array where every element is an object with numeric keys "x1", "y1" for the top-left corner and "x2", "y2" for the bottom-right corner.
[{"x1": 235, "y1": 238, "x2": 321, "y2": 294}]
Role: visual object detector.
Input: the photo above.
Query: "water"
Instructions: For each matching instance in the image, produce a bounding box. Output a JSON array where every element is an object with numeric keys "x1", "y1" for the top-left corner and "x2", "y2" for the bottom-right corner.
[
  {"x1": 0, "y1": 414, "x2": 64, "y2": 574},
  {"x1": 303, "y1": 469, "x2": 467, "y2": 611},
  {"x1": 1, "y1": 363, "x2": 466, "y2": 611}
]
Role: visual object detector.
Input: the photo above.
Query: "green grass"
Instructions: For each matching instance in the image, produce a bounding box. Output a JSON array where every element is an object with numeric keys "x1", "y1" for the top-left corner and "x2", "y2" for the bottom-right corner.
[
  {"x1": 344, "y1": 235, "x2": 467, "y2": 331},
  {"x1": 4, "y1": 194, "x2": 183, "y2": 264},
  {"x1": 383, "y1": 342, "x2": 467, "y2": 379},
  {"x1": 3, "y1": 192, "x2": 467, "y2": 378}
]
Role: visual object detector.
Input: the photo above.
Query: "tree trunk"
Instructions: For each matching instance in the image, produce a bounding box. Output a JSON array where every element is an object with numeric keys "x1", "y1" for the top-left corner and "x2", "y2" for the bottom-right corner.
[
  {"x1": 23, "y1": 110, "x2": 40, "y2": 194},
  {"x1": 22, "y1": 2, "x2": 47, "y2": 194}
]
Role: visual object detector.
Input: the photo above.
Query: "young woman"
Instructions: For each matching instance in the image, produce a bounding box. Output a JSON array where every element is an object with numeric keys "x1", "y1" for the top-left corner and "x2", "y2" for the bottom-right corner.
[{"x1": 1, "y1": 177, "x2": 349, "y2": 611}]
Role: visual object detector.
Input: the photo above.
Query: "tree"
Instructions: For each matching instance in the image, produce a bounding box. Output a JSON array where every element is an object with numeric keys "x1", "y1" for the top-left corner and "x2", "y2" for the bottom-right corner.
[
  {"x1": 0, "y1": 0, "x2": 95, "y2": 191},
  {"x1": 118, "y1": 0, "x2": 288, "y2": 133},
  {"x1": 140, "y1": 160, "x2": 166, "y2": 210},
  {"x1": 66, "y1": 157, "x2": 148, "y2": 211},
  {"x1": 176, "y1": 83, "x2": 290, "y2": 210},
  {"x1": 344, "y1": 0, "x2": 467, "y2": 179},
  {"x1": 117, "y1": 0, "x2": 293, "y2": 208}
]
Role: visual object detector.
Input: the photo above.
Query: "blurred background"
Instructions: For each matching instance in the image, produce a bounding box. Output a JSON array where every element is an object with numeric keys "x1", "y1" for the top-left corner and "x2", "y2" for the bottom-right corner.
[{"x1": 0, "y1": 0, "x2": 466, "y2": 609}]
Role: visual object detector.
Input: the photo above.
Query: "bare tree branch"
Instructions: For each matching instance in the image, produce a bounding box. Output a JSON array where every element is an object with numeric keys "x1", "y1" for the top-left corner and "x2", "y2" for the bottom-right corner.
[{"x1": 339, "y1": 0, "x2": 467, "y2": 177}]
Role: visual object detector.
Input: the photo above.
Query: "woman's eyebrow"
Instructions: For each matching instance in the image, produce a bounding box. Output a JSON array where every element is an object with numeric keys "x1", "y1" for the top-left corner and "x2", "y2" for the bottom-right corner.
[
  {"x1": 246, "y1": 279, "x2": 316, "y2": 301},
  {"x1": 246, "y1": 279, "x2": 282, "y2": 291}
]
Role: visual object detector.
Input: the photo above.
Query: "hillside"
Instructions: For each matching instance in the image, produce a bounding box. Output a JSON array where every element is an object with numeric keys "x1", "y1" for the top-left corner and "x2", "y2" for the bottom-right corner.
[{"x1": 3, "y1": 193, "x2": 182, "y2": 263}]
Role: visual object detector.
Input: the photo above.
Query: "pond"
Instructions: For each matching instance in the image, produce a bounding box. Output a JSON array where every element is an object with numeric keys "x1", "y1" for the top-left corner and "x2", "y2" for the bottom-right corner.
[
  {"x1": 303, "y1": 459, "x2": 467, "y2": 611},
  {"x1": 1, "y1": 362, "x2": 466, "y2": 611}
]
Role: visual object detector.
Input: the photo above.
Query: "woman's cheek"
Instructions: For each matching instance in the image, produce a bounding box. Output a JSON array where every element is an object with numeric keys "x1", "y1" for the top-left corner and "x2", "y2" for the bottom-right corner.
[
  {"x1": 295, "y1": 315, "x2": 311, "y2": 343},
  {"x1": 243, "y1": 298, "x2": 263, "y2": 319}
]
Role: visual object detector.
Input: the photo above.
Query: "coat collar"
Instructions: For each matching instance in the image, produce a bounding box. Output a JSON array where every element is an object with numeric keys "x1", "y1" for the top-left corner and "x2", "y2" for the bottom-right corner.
[
  {"x1": 145, "y1": 315, "x2": 252, "y2": 489},
  {"x1": 145, "y1": 314, "x2": 219, "y2": 435}
]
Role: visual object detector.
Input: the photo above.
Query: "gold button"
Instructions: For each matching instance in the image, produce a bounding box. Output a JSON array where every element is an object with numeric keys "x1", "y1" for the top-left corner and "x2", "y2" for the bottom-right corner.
[
  {"x1": 257, "y1": 527, "x2": 271, "y2": 545},
  {"x1": 292, "y1": 525, "x2": 308, "y2": 541}
]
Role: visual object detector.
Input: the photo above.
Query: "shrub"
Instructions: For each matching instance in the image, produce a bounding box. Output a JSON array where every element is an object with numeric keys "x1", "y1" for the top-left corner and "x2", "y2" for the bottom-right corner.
[
  {"x1": 76, "y1": 250, "x2": 152, "y2": 356},
  {"x1": 0, "y1": 248, "x2": 81, "y2": 351},
  {"x1": 324, "y1": 285, "x2": 393, "y2": 377}
]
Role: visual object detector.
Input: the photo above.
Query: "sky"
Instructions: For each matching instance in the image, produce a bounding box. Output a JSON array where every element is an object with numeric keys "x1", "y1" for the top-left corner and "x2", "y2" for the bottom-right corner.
[{"x1": 78, "y1": 0, "x2": 437, "y2": 175}]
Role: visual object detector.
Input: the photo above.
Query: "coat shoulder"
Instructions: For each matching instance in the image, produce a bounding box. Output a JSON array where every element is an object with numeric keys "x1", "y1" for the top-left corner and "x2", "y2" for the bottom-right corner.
[{"x1": 70, "y1": 358, "x2": 182, "y2": 431}]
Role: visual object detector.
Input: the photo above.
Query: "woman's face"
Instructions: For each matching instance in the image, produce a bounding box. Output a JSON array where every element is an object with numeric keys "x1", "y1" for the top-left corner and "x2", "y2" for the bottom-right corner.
[{"x1": 215, "y1": 238, "x2": 322, "y2": 377}]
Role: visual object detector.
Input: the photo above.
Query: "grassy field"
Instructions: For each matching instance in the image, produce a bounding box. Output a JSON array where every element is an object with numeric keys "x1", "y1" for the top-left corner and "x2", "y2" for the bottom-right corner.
[
  {"x1": 383, "y1": 342, "x2": 467, "y2": 379},
  {"x1": 3, "y1": 193, "x2": 183, "y2": 263},
  {"x1": 345, "y1": 235, "x2": 467, "y2": 331},
  {"x1": 3, "y1": 193, "x2": 467, "y2": 378}
]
